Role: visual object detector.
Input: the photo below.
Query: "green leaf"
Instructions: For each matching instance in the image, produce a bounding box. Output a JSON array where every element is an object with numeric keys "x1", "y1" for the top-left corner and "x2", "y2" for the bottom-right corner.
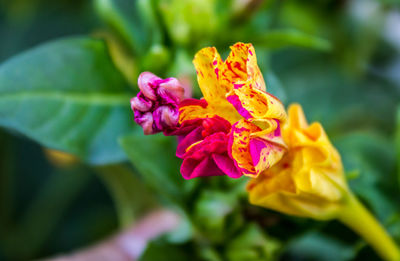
[
  {"x1": 0, "y1": 37, "x2": 135, "y2": 165},
  {"x1": 119, "y1": 134, "x2": 198, "y2": 206},
  {"x1": 252, "y1": 29, "x2": 332, "y2": 51}
]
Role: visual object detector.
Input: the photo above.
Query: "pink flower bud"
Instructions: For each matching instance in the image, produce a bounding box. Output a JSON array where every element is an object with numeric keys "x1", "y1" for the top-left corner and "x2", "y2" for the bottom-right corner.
[
  {"x1": 131, "y1": 72, "x2": 185, "y2": 135},
  {"x1": 137, "y1": 72, "x2": 159, "y2": 100}
]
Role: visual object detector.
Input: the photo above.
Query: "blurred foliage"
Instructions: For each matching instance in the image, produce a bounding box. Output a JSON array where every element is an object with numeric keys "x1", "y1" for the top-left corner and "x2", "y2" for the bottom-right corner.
[{"x1": 0, "y1": 0, "x2": 399, "y2": 260}]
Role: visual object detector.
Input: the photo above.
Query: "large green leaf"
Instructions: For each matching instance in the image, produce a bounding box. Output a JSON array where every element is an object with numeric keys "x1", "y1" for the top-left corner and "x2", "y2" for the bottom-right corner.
[{"x1": 0, "y1": 37, "x2": 136, "y2": 164}]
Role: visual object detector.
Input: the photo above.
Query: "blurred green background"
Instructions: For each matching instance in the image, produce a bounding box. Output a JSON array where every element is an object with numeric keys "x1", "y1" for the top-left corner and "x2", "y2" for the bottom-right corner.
[{"x1": 0, "y1": 0, "x2": 399, "y2": 260}]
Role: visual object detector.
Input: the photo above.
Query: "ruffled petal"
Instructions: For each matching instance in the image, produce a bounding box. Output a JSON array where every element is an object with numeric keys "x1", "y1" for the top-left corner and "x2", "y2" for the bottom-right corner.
[
  {"x1": 227, "y1": 83, "x2": 286, "y2": 121},
  {"x1": 228, "y1": 120, "x2": 259, "y2": 176},
  {"x1": 249, "y1": 136, "x2": 286, "y2": 176},
  {"x1": 180, "y1": 132, "x2": 231, "y2": 179},
  {"x1": 179, "y1": 98, "x2": 241, "y2": 124},
  {"x1": 212, "y1": 154, "x2": 242, "y2": 179},
  {"x1": 178, "y1": 99, "x2": 213, "y2": 123},
  {"x1": 193, "y1": 47, "x2": 229, "y2": 103},
  {"x1": 181, "y1": 156, "x2": 225, "y2": 179},
  {"x1": 247, "y1": 151, "x2": 345, "y2": 220},
  {"x1": 175, "y1": 126, "x2": 203, "y2": 158},
  {"x1": 221, "y1": 43, "x2": 266, "y2": 92},
  {"x1": 229, "y1": 119, "x2": 286, "y2": 178}
]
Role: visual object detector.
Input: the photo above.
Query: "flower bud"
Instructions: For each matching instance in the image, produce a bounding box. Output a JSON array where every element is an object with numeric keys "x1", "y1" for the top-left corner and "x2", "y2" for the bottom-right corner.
[{"x1": 131, "y1": 72, "x2": 185, "y2": 134}]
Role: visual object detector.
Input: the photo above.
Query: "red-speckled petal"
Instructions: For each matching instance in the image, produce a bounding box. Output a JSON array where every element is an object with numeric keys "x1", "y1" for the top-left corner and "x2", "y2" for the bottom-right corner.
[
  {"x1": 179, "y1": 98, "x2": 241, "y2": 124},
  {"x1": 193, "y1": 47, "x2": 229, "y2": 103},
  {"x1": 227, "y1": 83, "x2": 286, "y2": 121},
  {"x1": 221, "y1": 43, "x2": 266, "y2": 92},
  {"x1": 229, "y1": 119, "x2": 286, "y2": 178},
  {"x1": 229, "y1": 120, "x2": 260, "y2": 176}
]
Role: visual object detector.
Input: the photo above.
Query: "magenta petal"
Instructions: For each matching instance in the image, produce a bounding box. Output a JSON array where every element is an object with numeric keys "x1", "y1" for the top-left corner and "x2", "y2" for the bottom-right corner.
[
  {"x1": 181, "y1": 157, "x2": 224, "y2": 179},
  {"x1": 176, "y1": 127, "x2": 203, "y2": 158},
  {"x1": 212, "y1": 154, "x2": 242, "y2": 178},
  {"x1": 249, "y1": 137, "x2": 268, "y2": 167},
  {"x1": 226, "y1": 94, "x2": 252, "y2": 119}
]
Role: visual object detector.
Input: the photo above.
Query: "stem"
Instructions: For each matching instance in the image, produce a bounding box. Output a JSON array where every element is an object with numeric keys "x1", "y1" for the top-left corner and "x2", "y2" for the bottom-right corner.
[{"x1": 338, "y1": 193, "x2": 400, "y2": 261}]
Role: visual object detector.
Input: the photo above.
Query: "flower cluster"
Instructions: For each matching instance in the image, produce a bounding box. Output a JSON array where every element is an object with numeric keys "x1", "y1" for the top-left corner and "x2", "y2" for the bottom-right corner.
[{"x1": 132, "y1": 43, "x2": 287, "y2": 179}]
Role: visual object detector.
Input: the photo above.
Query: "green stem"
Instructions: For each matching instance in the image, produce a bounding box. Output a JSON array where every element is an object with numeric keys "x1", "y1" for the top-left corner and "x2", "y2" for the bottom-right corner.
[{"x1": 338, "y1": 193, "x2": 400, "y2": 261}]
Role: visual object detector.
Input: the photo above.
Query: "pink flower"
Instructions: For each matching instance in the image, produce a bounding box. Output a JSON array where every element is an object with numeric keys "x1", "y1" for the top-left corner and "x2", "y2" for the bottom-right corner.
[
  {"x1": 169, "y1": 113, "x2": 241, "y2": 179},
  {"x1": 131, "y1": 72, "x2": 185, "y2": 134}
]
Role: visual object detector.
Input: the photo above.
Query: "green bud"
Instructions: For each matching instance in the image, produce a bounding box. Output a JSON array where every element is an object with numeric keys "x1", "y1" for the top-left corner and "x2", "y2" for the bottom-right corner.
[{"x1": 142, "y1": 44, "x2": 171, "y2": 73}]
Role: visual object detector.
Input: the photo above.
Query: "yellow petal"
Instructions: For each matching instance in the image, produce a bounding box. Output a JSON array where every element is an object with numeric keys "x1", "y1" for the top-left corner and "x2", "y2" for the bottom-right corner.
[
  {"x1": 178, "y1": 99, "x2": 214, "y2": 123},
  {"x1": 221, "y1": 43, "x2": 266, "y2": 92},
  {"x1": 193, "y1": 47, "x2": 229, "y2": 104},
  {"x1": 247, "y1": 153, "x2": 345, "y2": 220},
  {"x1": 227, "y1": 83, "x2": 286, "y2": 121},
  {"x1": 286, "y1": 103, "x2": 309, "y2": 130},
  {"x1": 178, "y1": 99, "x2": 241, "y2": 124}
]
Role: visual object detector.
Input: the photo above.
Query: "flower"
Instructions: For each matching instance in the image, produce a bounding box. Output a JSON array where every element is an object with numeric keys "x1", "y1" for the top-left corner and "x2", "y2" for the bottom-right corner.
[
  {"x1": 177, "y1": 43, "x2": 287, "y2": 179},
  {"x1": 247, "y1": 104, "x2": 349, "y2": 220},
  {"x1": 131, "y1": 72, "x2": 185, "y2": 135},
  {"x1": 246, "y1": 104, "x2": 400, "y2": 261},
  {"x1": 169, "y1": 115, "x2": 242, "y2": 179}
]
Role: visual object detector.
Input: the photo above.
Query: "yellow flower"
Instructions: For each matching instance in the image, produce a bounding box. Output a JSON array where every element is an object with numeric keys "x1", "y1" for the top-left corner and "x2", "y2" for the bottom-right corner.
[
  {"x1": 247, "y1": 104, "x2": 349, "y2": 219},
  {"x1": 247, "y1": 104, "x2": 400, "y2": 261}
]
